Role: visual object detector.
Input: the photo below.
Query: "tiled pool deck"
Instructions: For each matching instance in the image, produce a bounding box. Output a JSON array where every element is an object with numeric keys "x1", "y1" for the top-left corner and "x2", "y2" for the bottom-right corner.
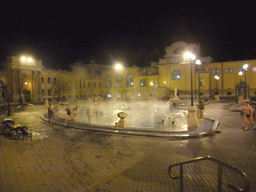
[{"x1": 0, "y1": 101, "x2": 255, "y2": 191}]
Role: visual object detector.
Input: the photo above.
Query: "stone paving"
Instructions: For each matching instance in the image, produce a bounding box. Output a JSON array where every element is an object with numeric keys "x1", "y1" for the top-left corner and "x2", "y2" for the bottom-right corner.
[{"x1": 0, "y1": 101, "x2": 256, "y2": 191}]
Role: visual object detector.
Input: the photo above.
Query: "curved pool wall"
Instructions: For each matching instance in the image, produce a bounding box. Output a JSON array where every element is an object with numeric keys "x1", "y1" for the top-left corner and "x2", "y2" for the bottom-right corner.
[{"x1": 41, "y1": 112, "x2": 219, "y2": 138}]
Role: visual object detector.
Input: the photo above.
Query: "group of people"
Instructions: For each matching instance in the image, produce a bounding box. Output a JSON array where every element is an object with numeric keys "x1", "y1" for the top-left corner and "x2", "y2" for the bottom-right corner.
[
  {"x1": 242, "y1": 99, "x2": 256, "y2": 131},
  {"x1": 46, "y1": 98, "x2": 79, "y2": 126},
  {"x1": 161, "y1": 115, "x2": 175, "y2": 125}
]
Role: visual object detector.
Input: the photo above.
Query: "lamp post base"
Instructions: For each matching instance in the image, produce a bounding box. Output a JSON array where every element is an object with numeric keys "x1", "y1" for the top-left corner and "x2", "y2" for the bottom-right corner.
[{"x1": 187, "y1": 106, "x2": 199, "y2": 131}]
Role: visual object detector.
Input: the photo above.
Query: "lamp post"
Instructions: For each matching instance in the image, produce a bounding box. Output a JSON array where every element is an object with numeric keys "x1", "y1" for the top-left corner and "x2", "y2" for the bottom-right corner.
[
  {"x1": 19, "y1": 56, "x2": 34, "y2": 105},
  {"x1": 184, "y1": 52, "x2": 198, "y2": 131},
  {"x1": 214, "y1": 75, "x2": 220, "y2": 94},
  {"x1": 238, "y1": 71, "x2": 243, "y2": 82},
  {"x1": 184, "y1": 52, "x2": 196, "y2": 106},
  {"x1": 195, "y1": 59, "x2": 201, "y2": 99},
  {"x1": 238, "y1": 71, "x2": 243, "y2": 97},
  {"x1": 243, "y1": 63, "x2": 249, "y2": 98}
]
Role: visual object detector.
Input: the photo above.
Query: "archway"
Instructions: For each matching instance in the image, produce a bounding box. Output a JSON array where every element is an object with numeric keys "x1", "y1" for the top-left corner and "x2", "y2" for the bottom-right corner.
[{"x1": 22, "y1": 89, "x2": 31, "y2": 102}]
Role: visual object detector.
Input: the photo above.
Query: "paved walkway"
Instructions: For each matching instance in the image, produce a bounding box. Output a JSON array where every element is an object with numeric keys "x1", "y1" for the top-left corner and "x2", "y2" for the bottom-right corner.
[{"x1": 0, "y1": 102, "x2": 255, "y2": 191}]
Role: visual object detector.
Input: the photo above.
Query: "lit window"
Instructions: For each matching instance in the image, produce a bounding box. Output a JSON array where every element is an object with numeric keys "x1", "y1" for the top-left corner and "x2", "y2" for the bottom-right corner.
[
  {"x1": 48, "y1": 89, "x2": 52, "y2": 96},
  {"x1": 199, "y1": 79, "x2": 203, "y2": 86},
  {"x1": 116, "y1": 76, "x2": 122, "y2": 87},
  {"x1": 126, "y1": 75, "x2": 133, "y2": 87},
  {"x1": 154, "y1": 81, "x2": 158, "y2": 88},
  {"x1": 140, "y1": 79, "x2": 146, "y2": 86},
  {"x1": 212, "y1": 68, "x2": 220, "y2": 74},
  {"x1": 53, "y1": 89, "x2": 58, "y2": 96},
  {"x1": 225, "y1": 68, "x2": 233, "y2": 73},
  {"x1": 172, "y1": 70, "x2": 181, "y2": 80},
  {"x1": 106, "y1": 76, "x2": 112, "y2": 88}
]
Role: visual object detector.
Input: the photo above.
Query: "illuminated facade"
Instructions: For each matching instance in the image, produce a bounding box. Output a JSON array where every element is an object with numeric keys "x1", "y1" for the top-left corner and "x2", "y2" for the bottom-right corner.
[{"x1": 0, "y1": 41, "x2": 256, "y2": 104}]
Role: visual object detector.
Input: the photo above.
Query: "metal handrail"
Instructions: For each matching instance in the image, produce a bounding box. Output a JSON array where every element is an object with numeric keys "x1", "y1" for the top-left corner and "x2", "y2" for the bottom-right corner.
[{"x1": 168, "y1": 156, "x2": 250, "y2": 192}]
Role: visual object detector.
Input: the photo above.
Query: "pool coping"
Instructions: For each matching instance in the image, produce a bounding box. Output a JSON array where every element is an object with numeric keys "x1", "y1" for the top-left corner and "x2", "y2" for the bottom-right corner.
[{"x1": 41, "y1": 113, "x2": 220, "y2": 138}]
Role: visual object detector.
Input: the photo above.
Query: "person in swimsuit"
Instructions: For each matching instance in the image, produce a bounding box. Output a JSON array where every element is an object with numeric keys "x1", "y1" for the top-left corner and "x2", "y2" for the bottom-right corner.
[
  {"x1": 242, "y1": 100, "x2": 256, "y2": 130},
  {"x1": 64, "y1": 104, "x2": 74, "y2": 126}
]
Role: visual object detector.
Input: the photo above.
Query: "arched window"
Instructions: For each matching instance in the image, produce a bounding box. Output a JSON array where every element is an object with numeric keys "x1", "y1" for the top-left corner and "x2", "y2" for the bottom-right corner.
[
  {"x1": 106, "y1": 76, "x2": 112, "y2": 88},
  {"x1": 41, "y1": 77, "x2": 44, "y2": 83},
  {"x1": 54, "y1": 77, "x2": 57, "y2": 85},
  {"x1": 47, "y1": 77, "x2": 51, "y2": 84},
  {"x1": 174, "y1": 47, "x2": 184, "y2": 55},
  {"x1": 126, "y1": 75, "x2": 133, "y2": 87},
  {"x1": 53, "y1": 88, "x2": 58, "y2": 96},
  {"x1": 172, "y1": 70, "x2": 181, "y2": 80},
  {"x1": 115, "y1": 75, "x2": 122, "y2": 87}
]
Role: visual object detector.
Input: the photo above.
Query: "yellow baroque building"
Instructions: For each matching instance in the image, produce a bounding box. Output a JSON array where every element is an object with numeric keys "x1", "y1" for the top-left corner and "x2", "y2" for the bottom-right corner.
[{"x1": 0, "y1": 41, "x2": 256, "y2": 104}]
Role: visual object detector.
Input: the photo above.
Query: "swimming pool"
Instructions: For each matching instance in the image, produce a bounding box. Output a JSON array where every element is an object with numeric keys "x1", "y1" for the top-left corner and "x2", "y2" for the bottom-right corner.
[{"x1": 59, "y1": 100, "x2": 188, "y2": 132}]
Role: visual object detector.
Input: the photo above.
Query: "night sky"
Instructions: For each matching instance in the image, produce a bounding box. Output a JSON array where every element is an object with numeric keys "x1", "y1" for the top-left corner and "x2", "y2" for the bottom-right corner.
[{"x1": 0, "y1": 2, "x2": 255, "y2": 70}]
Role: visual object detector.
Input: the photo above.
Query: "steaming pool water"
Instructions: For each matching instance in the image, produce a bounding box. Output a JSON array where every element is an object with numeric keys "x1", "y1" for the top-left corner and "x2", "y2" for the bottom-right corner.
[{"x1": 59, "y1": 100, "x2": 189, "y2": 132}]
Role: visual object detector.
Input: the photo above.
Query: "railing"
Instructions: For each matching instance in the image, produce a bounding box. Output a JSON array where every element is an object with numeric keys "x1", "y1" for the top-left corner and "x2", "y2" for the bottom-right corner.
[{"x1": 168, "y1": 156, "x2": 250, "y2": 192}]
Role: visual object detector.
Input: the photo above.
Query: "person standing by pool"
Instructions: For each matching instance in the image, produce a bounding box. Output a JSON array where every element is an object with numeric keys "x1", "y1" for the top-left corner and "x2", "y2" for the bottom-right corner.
[
  {"x1": 242, "y1": 100, "x2": 256, "y2": 130},
  {"x1": 87, "y1": 107, "x2": 94, "y2": 124},
  {"x1": 45, "y1": 98, "x2": 49, "y2": 111},
  {"x1": 64, "y1": 104, "x2": 75, "y2": 126},
  {"x1": 48, "y1": 103, "x2": 54, "y2": 125}
]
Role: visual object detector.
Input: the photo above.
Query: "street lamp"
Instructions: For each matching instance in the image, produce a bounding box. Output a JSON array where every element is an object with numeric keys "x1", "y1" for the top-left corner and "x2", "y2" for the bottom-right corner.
[
  {"x1": 195, "y1": 59, "x2": 201, "y2": 99},
  {"x1": 214, "y1": 75, "x2": 220, "y2": 95},
  {"x1": 184, "y1": 52, "x2": 199, "y2": 131},
  {"x1": 238, "y1": 71, "x2": 243, "y2": 97},
  {"x1": 243, "y1": 63, "x2": 249, "y2": 98},
  {"x1": 184, "y1": 52, "x2": 196, "y2": 106},
  {"x1": 114, "y1": 63, "x2": 123, "y2": 71},
  {"x1": 238, "y1": 71, "x2": 243, "y2": 82},
  {"x1": 18, "y1": 56, "x2": 34, "y2": 104}
]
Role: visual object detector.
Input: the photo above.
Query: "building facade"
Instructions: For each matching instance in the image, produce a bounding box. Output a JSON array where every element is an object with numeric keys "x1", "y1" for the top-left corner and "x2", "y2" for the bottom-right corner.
[{"x1": 0, "y1": 41, "x2": 256, "y2": 104}]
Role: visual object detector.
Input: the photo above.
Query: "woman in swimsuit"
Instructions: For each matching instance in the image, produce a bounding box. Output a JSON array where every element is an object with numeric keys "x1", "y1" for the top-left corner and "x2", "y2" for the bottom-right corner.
[{"x1": 64, "y1": 105, "x2": 74, "y2": 126}]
